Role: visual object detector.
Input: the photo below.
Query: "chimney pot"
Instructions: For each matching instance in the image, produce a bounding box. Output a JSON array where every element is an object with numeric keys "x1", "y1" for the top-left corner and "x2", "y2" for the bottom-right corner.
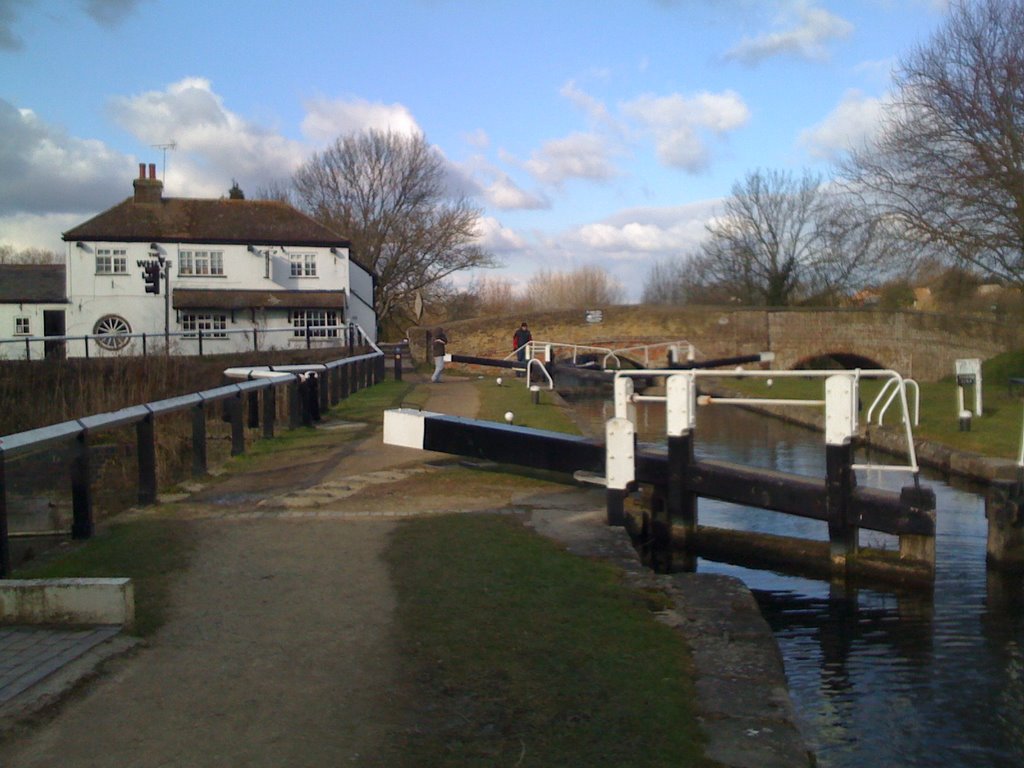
[
  {"x1": 149, "y1": 163, "x2": 156, "y2": 180},
  {"x1": 139, "y1": 163, "x2": 146, "y2": 179}
]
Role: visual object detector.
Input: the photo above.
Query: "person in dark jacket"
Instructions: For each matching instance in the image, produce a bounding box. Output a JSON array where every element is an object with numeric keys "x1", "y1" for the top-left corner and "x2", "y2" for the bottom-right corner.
[
  {"x1": 512, "y1": 322, "x2": 532, "y2": 377},
  {"x1": 431, "y1": 328, "x2": 448, "y2": 382}
]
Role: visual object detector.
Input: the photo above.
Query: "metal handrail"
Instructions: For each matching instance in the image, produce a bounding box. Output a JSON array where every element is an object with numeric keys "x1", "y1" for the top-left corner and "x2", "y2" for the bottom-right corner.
[
  {"x1": 612, "y1": 367, "x2": 920, "y2": 476},
  {"x1": 867, "y1": 378, "x2": 920, "y2": 427}
]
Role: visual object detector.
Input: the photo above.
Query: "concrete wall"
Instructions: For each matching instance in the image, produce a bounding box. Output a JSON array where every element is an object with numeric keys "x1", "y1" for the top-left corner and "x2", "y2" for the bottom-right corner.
[{"x1": 0, "y1": 578, "x2": 134, "y2": 628}]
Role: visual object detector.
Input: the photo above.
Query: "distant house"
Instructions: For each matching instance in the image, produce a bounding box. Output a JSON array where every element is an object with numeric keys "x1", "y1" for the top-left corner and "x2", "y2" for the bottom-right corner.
[
  {"x1": 51, "y1": 163, "x2": 375, "y2": 357},
  {"x1": 0, "y1": 264, "x2": 68, "y2": 359}
]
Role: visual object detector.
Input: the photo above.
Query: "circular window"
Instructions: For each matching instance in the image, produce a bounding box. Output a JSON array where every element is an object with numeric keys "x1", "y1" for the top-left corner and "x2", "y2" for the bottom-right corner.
[{"x1": 93, "y1": 314, "x2": 132, "y2": 350}]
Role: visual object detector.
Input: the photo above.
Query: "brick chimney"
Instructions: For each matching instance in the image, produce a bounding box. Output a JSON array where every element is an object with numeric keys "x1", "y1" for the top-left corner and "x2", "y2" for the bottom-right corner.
[{"x1": 133, "y1": 162, "x2": 163, "y2": 204}]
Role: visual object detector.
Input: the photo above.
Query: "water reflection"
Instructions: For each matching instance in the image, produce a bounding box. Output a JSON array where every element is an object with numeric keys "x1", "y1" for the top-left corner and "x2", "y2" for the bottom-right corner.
[{"x1": 570, "y1": 397, "x2": 1024, "y2": 767}]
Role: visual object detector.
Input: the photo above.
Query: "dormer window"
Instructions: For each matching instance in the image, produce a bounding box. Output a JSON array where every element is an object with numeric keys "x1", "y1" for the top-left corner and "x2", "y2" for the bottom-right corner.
[
  {"x1": 289, "y1": 253, "x2": 317, "y2": 277},
  {"x1": 96, "y1": 248, "x2": 127, "y2": 274}
]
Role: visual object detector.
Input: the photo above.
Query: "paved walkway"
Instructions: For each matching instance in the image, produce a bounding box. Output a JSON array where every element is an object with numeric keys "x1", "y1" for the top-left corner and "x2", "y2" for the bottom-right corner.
[
  {"x1": 0, "y1": 374, "x2": 812, "y2": 767},
  {"x1": 0, "y1": 627, "x2": 125, "y2": 709}
]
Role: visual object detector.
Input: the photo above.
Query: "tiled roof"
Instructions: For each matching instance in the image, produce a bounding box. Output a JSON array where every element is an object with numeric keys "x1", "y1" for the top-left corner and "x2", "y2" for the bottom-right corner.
[
  {"x1": 63, "y1": 198, "x2": 350, "y2": 248},
  {"x1": 172, "y1": 288, "x2": 347, "y2": 310},
  {"x1": 0, "y1": 264, "x2": 67, "y2": 303}
]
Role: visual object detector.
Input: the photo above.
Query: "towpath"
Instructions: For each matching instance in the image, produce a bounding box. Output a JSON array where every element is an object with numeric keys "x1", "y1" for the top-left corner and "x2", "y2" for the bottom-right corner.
[{"x1": 0, "y1": 374, "x2": 810, "y2": 767}]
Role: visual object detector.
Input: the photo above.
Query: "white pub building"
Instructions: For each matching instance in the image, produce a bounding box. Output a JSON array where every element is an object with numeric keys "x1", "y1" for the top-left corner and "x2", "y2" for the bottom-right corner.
[{"x1": 1, "y1": 164, "x2": 375, "y2": 359}]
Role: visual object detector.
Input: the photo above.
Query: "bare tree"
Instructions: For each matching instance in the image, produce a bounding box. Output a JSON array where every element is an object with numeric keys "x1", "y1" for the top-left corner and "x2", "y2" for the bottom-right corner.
[
  {"x1": 641, "y1": 253, "x2": 707, "y2": 305},
  {"x1": 0, "y1": 245, "x2": 62, "y2": 264},
  {"x1": 524, "y1": 266, "x2": 625, "y2": 310},
  {"x1": 702, "y1": 169, "x2": 822, "y2": 306},
  {"x1": 842, "y1": 0, "x2": 1024, "y2": 288},
  {"x1": 292, "y1": 129, "x2": 495, "y2": 334},
  {"x1": 700, "y1": 170, "x2": 894, "y2": 306}
]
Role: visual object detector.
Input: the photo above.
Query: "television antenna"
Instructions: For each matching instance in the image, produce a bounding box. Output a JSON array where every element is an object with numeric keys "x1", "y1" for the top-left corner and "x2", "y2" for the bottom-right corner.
[{"x1": 151, "y1": 141, "x2": 177, "y2": 180}]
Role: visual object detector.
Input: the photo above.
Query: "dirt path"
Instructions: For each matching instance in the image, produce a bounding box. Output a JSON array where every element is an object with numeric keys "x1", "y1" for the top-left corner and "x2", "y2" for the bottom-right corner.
[{"x1": 0, "y1": 377, "x2": 479, "y2": 767}]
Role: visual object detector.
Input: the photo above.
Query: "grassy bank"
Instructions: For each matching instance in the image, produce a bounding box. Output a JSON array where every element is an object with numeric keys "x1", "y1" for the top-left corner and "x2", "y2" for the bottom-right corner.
[{"x1": 384, "y1": 513, "x2": 710, "y2": 767}]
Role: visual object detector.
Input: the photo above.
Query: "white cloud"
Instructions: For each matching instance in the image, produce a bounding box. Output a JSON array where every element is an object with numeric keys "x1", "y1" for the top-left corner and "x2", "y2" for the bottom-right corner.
[
  {"x1": 0, "y1": 211, "x2": 82, "y2": 253},
  {"x1": 109, "y1": 78, "x2": 308, "y2": 197},
  {"x1": 799, "y1": 89, "x2": 888, "y2": 160},
  {"x1": 621, "y1": 91, "x2": 750, "y2": 172},
  {"x1": 724, "y1": 1, "x2": 853, "y2": 65},
  {"x1": 463, "y1": 129, "x2": 490, "y2": 149},
  {"x1": 0, "y1": 98, "x2": 136, "y2": 216},
  {"x1": 473, "y1": 216, "x2": 527, "y2": 254},
  {"x1": 300, "y1": 96, "x2": 421, "y2": 143},
  {"x1": 484, "y1": 173, "x2": 549, "y2": 210},
  {"x1": 574, "y1": 200, "x2": 716, "y2": 257},
  {"x1": 523, "y1": 132, "x2": 617, "y2": 185},
  {"x1": 560, "y1": 80, "x2": 613, "y2": 127}
]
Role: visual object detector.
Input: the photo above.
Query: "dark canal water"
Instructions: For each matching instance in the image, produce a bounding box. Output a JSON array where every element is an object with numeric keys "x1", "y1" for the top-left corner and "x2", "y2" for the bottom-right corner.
[{"x1": 573, "y1": 398, "x2": 1024, "y2": 768}]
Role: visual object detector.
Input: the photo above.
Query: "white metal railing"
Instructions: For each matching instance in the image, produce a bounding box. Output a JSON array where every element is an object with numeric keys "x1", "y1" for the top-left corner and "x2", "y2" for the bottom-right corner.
[
  {"x1": 612, "y1": 367, "x2": 920, "y2": 476},
  {"x1": 866, "y1": 377, "x2": 920, "y2": 427},
  {"x1": 505, "y1": 338, "x2": 699, "y2": 379},
  {"x1": 604, "y1": 340, "x2": 698, "y2": 368}
]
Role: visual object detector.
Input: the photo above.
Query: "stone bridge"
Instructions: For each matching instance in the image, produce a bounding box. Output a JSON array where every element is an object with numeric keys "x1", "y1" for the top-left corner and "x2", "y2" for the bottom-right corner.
[{"x1": 417, "y1": 306, "x2": 1022, "y2": 382}]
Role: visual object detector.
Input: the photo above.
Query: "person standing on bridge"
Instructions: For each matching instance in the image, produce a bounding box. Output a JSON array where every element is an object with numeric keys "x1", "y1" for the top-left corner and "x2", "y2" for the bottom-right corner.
[
  {"x1": 431, "y1": 327, "x2": 448, "y2": 383},
  {"x1": 512, "y1": 322, "x2": 532, "y2": 377}
]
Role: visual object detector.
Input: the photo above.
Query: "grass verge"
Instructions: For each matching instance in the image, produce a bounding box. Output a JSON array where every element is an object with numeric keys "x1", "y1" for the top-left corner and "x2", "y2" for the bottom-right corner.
[
  {"x1": 384, "y1": 513, "x2": 711, "y2": 767},
  {"x1": 13, "y1": 519, "x2": 195, "y2": 637},
  {"x1": 472, "y1": 375, "x2": 582, "y2": 434}
]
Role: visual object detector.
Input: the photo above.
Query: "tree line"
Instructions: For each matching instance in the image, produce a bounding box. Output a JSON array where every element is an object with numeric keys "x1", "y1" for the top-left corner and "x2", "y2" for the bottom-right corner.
[{"x1": 645, "y1": 0, "x2": 1024, "y2": 314}]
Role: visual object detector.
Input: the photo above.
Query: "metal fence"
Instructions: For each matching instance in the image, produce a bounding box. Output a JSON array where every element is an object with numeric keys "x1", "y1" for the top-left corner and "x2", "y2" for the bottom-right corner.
[{"x1": 0, "y1": 342, "x2": 392, "y2": 577}]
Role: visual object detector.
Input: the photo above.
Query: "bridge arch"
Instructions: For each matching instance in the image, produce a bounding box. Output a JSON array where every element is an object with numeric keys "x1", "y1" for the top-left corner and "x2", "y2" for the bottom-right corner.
[{"x1": 792, "y1": 351, "x2": 886, "y2": 371}]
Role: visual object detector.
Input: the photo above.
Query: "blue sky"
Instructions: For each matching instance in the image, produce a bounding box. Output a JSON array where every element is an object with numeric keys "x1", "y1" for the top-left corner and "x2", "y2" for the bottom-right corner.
[{"x1": 0, "y1": 0, "x2": 949, "y2": 299}]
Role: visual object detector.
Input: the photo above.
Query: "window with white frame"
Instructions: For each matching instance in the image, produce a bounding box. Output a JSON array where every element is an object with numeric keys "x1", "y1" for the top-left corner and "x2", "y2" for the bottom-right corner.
[
  {"x1": 290, "y1": 310, "x2": 338, "y2": 337},
  {"x1": 179, "y1": 250, "x2": 224, "y2": 276},
  {"x1": 14, "y1": 316, "x2": 30, "y2": 335},
  {"x1": 181, "y1": 313, "x2": 227, "y2": 338},
  {"x1": 289, "y1": 253, "x2": 317, "y2": 277},
  {"x1": 95, "y1": 248, "x2": 128, "y2": 274}
]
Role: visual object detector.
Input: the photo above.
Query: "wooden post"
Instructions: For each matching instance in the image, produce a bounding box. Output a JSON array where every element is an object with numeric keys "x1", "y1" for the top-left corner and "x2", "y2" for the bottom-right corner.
[
  {"x1": 247, "y1": 391, "x2": 260, "y2": 429},
  {"x1": 349, "y1": 360, "x2": 359, "y2": 395},
  {"x1": 318, "y1": 370, "x2": 329, "y2": 415},
  {"x1": 825, "y1": 374, "x2": 858, "y2": 574},
  {"x1": 340, "y1": 361, "x2": 350, "y2": 400},
  {"x1": 229, "y1": 394, "x2": 245, "y2": 455},
  {"x1": 136, "y1": 413, "x2": 157, "y2": 505},
  {"x1": 986, "y1": 480, "x2": 1024, "y2": 571},
  {"x1": 897, "y1": 484, "x2": 937, "y2": 570},
  {"x1": 305, "y1": 375, "x2": 320, "y2": 424},
  {"x1": 393, "y1": 351, "x2": 403, "y2": 381},
  {"x1": 649, "y1": 488, "x2": 673, "y2": 573},
  {"x1": 606, "y1": 488, "x2": 626, "y2": 526},
  {"x1": 329, "y1": 365, "x2": 341, "y2": 405},
  {"x1": 0, "y1": 455, "x2": 10, "y2": 578},
  {"x1": 192, "y1": 402, "x2": 208, "y2": 476},
  {"x1": 289, "y1": 381, "x2": 302, "y2": 429},
  {"x1": 70, "y1": 431, "x2": 94, "y2": 540},
  {"x1": 826, "y1": 441, "x2": 857, "y2": 570},
  {"x1": 667, "y1": 432, "x2": 696, "y2": 556},
  {"x1": 262, "y1": 386, "x2": 276, "y2": 439}
]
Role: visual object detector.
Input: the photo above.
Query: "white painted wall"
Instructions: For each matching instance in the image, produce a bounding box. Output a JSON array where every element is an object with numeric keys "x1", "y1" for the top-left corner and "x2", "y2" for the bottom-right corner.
[
  {"x1": 60, "y1": 240, "x2": 375, "y2": 356},
  {"x1": 0, "y1": 303, "x2": 66, "y2": 360}
]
